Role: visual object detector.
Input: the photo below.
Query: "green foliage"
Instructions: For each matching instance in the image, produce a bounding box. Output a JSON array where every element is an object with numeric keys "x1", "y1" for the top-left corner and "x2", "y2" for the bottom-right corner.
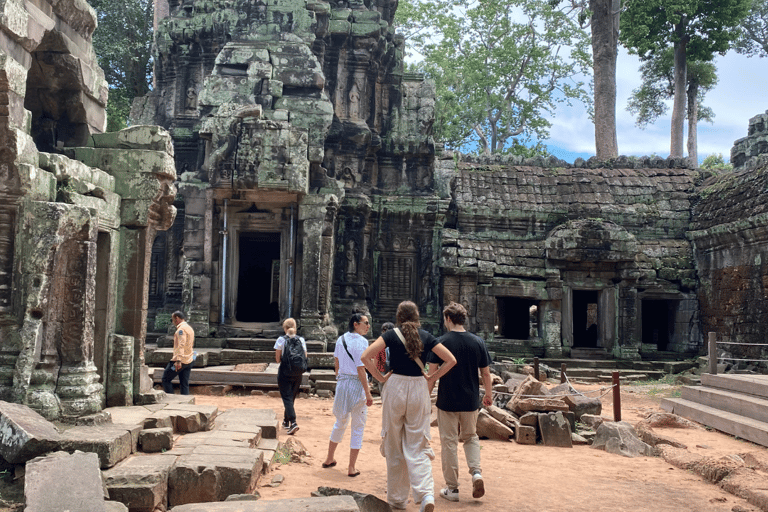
[
  {"x1": 274, "y1": 443, "x2": 293, "y2": 464},
  {"x1": 734, "y1": 0, "x2": 768, "y2": 57},
  {"x1": 701, "y1": 153, "x2": 733, "y2": 171},
  {"x1": 620, "y1": 0, "x2": 750, "y2": 63},
  {"x1": 90, "y1": 0, "x2": 154, "y2": 131},
  {"x1": 401, "y1": 0, "x2": 592, "y2": 155},
  {"x1": 627, "y1": 47, "x2": 717, "y2": 128},
  {"x1": 513, "y1": 357, "x2": 527, "y2": 365}
]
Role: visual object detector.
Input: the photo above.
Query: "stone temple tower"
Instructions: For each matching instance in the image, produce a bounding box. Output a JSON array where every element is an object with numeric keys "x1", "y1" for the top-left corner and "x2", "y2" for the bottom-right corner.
[{"x1": 135, "y1": 0, "x2": 440, "y2": 340}]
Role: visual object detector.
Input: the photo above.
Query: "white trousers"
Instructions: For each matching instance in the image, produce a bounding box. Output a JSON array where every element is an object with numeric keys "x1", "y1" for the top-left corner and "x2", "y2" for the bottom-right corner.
[
  {"x1": 381, "y1": 374, "x2": 435, "y2": 505},
  {"x1": 330, "y1": 374, "x2": 367, "y2": 449}
]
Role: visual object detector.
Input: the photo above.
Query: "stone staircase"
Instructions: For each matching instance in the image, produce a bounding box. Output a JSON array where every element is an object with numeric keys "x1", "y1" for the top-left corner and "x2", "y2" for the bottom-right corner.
[
  {"x1": 536, "y1": 358, "x2": 691, "y2": 383},
  {"x1": 660, "y1": 373, "x2": 768, "y2": 448}
]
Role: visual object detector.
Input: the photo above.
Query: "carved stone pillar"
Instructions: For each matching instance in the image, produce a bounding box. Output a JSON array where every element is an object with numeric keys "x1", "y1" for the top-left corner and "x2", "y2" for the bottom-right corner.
[
  {"x1": 300, "y1": 194, "x2": 339, "y2": 340},
  {"x1": 106, "y1": 334, "x2": 134, "y2": 407}
]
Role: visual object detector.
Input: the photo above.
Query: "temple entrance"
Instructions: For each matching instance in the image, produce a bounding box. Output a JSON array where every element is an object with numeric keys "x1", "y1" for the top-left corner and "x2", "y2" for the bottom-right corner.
[
  {"x1": 497, "y1": 297, "x2": 538, "y2": 339},
  {"x1": 642, "y1": 299, "x2": 671, "y2": 350},
  {"x1": 93, "y1": 232, "x2": 111, "y2": 384},
  {"x1": 235, "y1": 232, "x2": 281, "y2": 322},
  {"x1": 572, "y1": 290, "x2": 599, "y2": 348}
]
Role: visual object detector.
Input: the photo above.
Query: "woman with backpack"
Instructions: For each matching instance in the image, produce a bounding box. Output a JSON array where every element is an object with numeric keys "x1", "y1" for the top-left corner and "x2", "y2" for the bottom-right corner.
[
  {"x1": 361, "y1": 301, "x2": 457, "y2": 512},
  {"x1": 274, "y1": 317, "x2": 307, "y2": 435},
  {"x1": 321, "y1": 311, "x2": 375, "y2": 477}
]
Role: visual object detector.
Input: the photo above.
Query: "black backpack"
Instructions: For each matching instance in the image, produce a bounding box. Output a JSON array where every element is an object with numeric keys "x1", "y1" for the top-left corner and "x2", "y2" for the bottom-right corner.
[{"x1": 281, "y1": 335, "x2": 308, "y2": 377}]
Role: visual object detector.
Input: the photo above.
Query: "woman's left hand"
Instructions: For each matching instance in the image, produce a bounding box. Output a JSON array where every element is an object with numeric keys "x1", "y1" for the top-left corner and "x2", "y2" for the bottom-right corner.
[{"x1": 365, "y1": 392, "x2": 373, "y2": 407}]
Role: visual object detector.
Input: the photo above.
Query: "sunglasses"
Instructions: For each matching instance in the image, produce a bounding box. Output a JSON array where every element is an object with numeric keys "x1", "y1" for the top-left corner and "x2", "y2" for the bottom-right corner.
[{"x1": 358, "y1": 320, "x2": 370, "y2": 325}]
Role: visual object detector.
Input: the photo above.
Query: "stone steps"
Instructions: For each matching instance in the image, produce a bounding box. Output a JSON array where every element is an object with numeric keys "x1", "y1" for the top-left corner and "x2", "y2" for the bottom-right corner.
[{"x1": 660, "y1": 373, "x2": 768, "y2": 448}]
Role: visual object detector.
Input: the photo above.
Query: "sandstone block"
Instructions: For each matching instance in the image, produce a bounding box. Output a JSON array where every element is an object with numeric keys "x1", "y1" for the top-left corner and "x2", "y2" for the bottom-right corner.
[
  {"x1": 562, "y1": 393, "x2": 602, "y2": 419},
  {"x1": 0, "y1": 401, "x2": 62, "y2": 464},
  {"x1": 139, "y1": 427, "x2": 174, "y2": 453},
  {"x1": 167, "y1": 451, "x2": 263, "y2": 506},
  {"x1": 476, "y1": 409, "x2": 513, "y2": 441},
  {"x1": 538, "y1": 412, "x2": 573, "y2": 448},
  {"x1": 25, "y1": 451, "x2": 106, "y2": 512},
  {"x1": 103, "y1": 453, "x2": 178, "y2": 512},
  {"x1": 58, "y1": 425, "x2": 133, "y2": 469},
  {"x1": 591, "y1": 421, "x2": 653, "y2": 458},
  {"x1": 512, "y1": 398, "x2": 569, "y2": 416},
  {"x1": 170, "y1": 496, "x2": 359, "y2": 512}
]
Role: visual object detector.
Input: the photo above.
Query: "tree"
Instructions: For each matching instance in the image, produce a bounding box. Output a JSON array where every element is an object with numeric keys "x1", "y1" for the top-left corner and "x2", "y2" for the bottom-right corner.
[
  {"x1": 735, "y1": 0, "x2": 768, "y2": 57},
  {"x1": 700, "y1": 153, "x2": 733, "y2": 172},
  {"x1": 404, "y1": 0, "x2": 592, "y2": 155},
  {"x1": 620, "y1": 0, "x2": 750, "y2": 158},
  {"x1": 557, "y1": 0, "x2": 622, "y2": 159},
  {"x1": 626, "y1": 48, "x2": 717, "y2": 165},
  {"x1": 90, "y1": 0, "x2": 154, "y2": 131}
]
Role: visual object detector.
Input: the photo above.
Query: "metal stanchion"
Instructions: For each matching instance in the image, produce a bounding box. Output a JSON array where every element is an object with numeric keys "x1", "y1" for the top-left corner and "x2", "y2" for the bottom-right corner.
[
  {"x1": 534, "y1": 357, "x2": 540, "y2": 381},
  {"x1": 708, "y1": 332, "x2": 717, "y2": 375},
  {"x1": 560, "y1": 363, "x2": 566, "y2": 383}
]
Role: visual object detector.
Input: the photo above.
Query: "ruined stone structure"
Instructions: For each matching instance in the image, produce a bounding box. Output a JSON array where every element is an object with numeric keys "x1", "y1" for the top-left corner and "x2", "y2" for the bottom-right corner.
[
  {"x1": 731, "y1": 110, "x2": 768, "y2": 171},
  {"x1": 0, "y1": 0, "x2": 177, "y2": 420},
  {"x1": 136, "y1": 0, "x2": 768, "y2": 367}
]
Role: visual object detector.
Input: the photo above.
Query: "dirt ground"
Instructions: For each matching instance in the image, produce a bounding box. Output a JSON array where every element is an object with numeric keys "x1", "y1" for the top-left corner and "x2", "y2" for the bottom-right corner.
[{"x1": 194, "y1": 381, "x2": 767, "y2": 512}]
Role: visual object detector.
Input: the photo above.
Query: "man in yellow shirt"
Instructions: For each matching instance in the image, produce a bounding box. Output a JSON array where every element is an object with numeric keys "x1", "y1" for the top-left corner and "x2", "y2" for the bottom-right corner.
[{"x1": 162, "y1": 311, "x2": 195, "y2": 395}]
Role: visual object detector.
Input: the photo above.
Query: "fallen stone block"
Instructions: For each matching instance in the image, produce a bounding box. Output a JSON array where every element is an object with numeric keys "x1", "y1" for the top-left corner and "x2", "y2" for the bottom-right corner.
[
  {"x1": 485, "y1": 405, "x2": 518, "y2": 427},
  {"x1": 168, "y1": 450, "x2": 264, "y2": 507},
  {"x1": 25, "y1": 451, "x2": 106, "y2": 512},
  {"x1": 562, "y1": 392, "x2": 602, "y2": 420},
  {"x1": 163, "y1": 404, "x2": 218, "y2": 430},
  {"x1": 103, "y1": 453, "x2": 178, "y2": 512},
  {"x1": 579, "y1": 414, "x2": 605, "y2": 429},
  {"x1": 169, "y1": 495, "x2": 359, "y2": 511},
  {"x1": 59, "y1": 425, "x2": 135, "y2": 468},
  {"x1": 175, "y1": 430, "x2": 260, "y2": 449},
  {"x1": 216, "y1": 408, "x2": 278, "y2": 439},
  {"x1": 314, "y1": 486, "x2": 392, "y2": 512},
  {"x1": 538, "y1": 412, "x2": 573, "y2": 448},
  {"x1": 519, "y1": 412, "x2": 538, "y2": 427},
  {"x1": 139, "y1": 427, "x2": 174, "y2": 453},
  {"x1": 509, "y1": 419, "x2": 536, "y2": 445},
  {"x1": 0, "y1": 401, "x2": 61, "y2": 464},
  {"x1": 105, "y1": 501, "x2": 129, "y2": 512},
  {"x1": 511, "y1": 398, "x2": 569, "y2": 416},
  {"x1": 145, "y1": 411, "x2": 174, "y2": 430},
  {"x1": 476, "y1": 409, "x2": 513, "y2": 441},
  {"x1": 591, "y1": 421, "x2": 653, "y2": 458}
]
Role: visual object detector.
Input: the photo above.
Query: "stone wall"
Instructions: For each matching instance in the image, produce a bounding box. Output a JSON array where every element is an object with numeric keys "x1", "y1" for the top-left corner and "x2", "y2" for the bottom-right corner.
[
  {"x1": 690, "y1": 160, "x2": 768, "y2": 364},
  {"x1": 0, "y1": 0, "x2": 177, "y2": 420}
]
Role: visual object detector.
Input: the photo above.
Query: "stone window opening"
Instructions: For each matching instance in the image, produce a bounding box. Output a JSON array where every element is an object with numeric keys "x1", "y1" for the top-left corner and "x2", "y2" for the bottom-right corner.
[
  {"x1": 496, "y1": 297, "x2": 539, "y2": 340},
  {"x1": 25, "y1": 31, "x2": 92, "y2": 153}
]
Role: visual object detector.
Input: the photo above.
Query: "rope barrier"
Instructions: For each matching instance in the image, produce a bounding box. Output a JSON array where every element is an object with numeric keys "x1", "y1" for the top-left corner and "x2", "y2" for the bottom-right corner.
[
  {"x1": 718, "y1": 357, "x2": 768, "y2": 362},
  {"x1": 491, "y1": 383, "x2": 616, "y2": 399},
  {"x1": 716, "y1": 341, "x2": 768, "y2": 346}
]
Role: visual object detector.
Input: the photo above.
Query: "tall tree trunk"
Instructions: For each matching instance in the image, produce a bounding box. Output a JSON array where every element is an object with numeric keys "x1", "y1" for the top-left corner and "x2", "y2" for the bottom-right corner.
[
  {"x1": 670, "y1": 35, "x2": 687, "y2": 158},
  {"x1": 590, "y1": 0, "x2": 620, "y2": 160},
  {"x1": 686, "y1": 78, "x2": 699, "y2": 167}
]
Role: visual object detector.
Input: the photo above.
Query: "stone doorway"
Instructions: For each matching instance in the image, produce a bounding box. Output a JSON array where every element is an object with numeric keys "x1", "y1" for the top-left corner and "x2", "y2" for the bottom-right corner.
[
  {"x1": 93, "y1": 232, "x2": 112, "y2": 385},
  {"x1": 572, "y1": 290, "x2": 599, "y2": 348},
  {"x1": 496, "y1": 297, "x2": 539, "y2": 340},
  {"x1": 235, "y1": 232, "x2": 281, "y2": 322},
  {"x1": 642, "y1": 299, "x2": 672, "y2": 351}
]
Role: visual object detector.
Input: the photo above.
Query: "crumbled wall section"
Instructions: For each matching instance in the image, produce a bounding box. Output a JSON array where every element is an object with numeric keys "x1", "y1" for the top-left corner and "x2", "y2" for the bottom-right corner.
[{"x1": 690, "y1": 162, "x2": 768, "y2": 359}]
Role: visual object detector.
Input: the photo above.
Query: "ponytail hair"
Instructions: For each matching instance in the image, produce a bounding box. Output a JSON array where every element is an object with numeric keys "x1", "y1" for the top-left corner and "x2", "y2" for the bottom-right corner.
[{"x1": 396, "y1": 301, "x2": 423, "y2": 361}]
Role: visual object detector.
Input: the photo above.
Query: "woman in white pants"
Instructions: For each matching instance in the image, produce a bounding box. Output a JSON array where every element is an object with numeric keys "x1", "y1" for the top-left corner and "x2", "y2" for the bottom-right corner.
[
  {"x1": 362, "y1": 301, "x2": 456, "y2": 512},
  {"x1": 322, "y1": 312, "x2": 373, "y2": 476}
]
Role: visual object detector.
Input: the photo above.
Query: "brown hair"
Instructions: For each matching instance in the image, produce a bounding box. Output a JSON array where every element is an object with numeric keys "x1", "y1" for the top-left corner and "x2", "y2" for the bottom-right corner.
[
  {"x1": 396, "y1": 301, "x2": 423, "y2": 361},
  {"x1": 443, "y1": 302, "x2": 467, "y2": 326},
  {"x1": 282, "y1": 318, "x2": 297, "y2": 337}
]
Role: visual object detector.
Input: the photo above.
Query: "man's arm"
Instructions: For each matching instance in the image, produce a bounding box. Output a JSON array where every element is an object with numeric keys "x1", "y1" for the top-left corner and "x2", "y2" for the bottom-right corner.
[{"x1": 480, "y1": 366, "x2": 492, "y2": 407}]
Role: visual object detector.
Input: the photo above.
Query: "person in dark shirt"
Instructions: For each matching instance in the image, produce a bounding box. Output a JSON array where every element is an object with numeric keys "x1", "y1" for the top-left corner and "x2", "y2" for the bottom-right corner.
[
  {"x1": 427, "y1": 302, "x2": 492, "y2": 503},
  {"x1": 362, "y1": 301, "x2": 456, "y2": 512}
]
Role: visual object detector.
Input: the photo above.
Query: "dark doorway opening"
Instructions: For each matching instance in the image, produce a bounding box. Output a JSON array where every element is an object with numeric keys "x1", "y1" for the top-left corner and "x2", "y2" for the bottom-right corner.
[
  {"x1": 642, "y1": 299, "x2": 671, "y2": 350},
  {"x1": 94, "y1": 232, "x2": 110, "y2": 384},
  {"x1": 497, "y1": 297, "x2": 538, "y2": 339},
  {"x1": 573, "y1": 290, "x2": 599, "y2": 348},
  {"x1": 236, "y1": 232, "x2": 280, "y2": 322}
]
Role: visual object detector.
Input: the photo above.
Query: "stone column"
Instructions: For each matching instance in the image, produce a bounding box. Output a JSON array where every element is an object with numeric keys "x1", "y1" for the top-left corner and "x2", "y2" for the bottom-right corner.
[
  {"x1": 299, "y1": 194, "x2": 339, "y2": 340},
  {"x1": 617, "y1": 286, "x2": 641, "y2": 360},
  {"x1": 106, "y1": 334, "x2": 134, "y2": 407}
]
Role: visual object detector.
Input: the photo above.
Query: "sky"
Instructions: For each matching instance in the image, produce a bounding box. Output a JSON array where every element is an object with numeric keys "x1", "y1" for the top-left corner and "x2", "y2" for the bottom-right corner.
[{"x1": 544, "y1": 48, "x2": 766, "y2": 164}]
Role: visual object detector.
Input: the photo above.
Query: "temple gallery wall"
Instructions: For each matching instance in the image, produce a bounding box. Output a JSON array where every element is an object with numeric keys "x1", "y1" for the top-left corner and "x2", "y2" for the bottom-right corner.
[{"x1": 0, "y1": 0, "x2": 766, "y2": 421}]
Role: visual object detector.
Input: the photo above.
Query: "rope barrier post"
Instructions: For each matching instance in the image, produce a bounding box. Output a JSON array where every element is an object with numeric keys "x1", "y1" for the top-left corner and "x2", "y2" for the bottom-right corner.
[
  {"x1": 708, "y1": 332, "x2": 717, "y2": 375},
  {"x1": 534, "y1": 357, "x2": 540, "y2": 381},
  {"x1": 560, "y1": 363, "x2": 566, "y2": 383},
  {"x1": 612, "y1": 371, "x2": 621, "y2": 422}
]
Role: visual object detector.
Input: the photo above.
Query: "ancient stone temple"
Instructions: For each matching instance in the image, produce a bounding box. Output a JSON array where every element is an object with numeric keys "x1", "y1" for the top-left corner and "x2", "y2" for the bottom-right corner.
[
  {"x1": 135, "y1": 0, "x2": 439, "y2": 340},
  {"x1": 0, "y1": 0, "x2": 177, "y2": 420},
  {"x1": 135, "y1": 0, "x2": 768, "y2": 366}
]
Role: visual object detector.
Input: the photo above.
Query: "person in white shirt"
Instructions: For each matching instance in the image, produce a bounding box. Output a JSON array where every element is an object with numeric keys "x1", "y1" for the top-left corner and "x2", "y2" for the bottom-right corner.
[{"x1": 321, "y1": 311, "x2": 373, "y2": 477}]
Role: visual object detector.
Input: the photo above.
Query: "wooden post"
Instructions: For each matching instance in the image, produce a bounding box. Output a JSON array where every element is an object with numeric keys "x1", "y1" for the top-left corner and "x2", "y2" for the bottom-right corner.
[
  {"x1": 560, "y1": 363, "x2": 566, "y2": 383},
  {"x1": 708, "y1": 332, "x2": 717, "y2": 375},
  {"x1": 612, "y1": 371, "x2": 621, "y2": 422},
  {"x1": 534, "y1": 357, "x2": 540, "y2": 381}
]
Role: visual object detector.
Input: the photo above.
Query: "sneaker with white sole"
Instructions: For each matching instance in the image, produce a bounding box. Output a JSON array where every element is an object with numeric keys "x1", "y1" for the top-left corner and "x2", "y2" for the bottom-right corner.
[
  {"x1": 420, "y1": 494, "x2": 434, "y2": 512},
  {"x1": 472, "y1": 472, "x2": 485, "y2": 498},
  {"x1": 287, "y1": 422, "x2": 299, "y2": 435},
  {"x1": 439, "y1": 487, "x2": 459, "y2": 502}
]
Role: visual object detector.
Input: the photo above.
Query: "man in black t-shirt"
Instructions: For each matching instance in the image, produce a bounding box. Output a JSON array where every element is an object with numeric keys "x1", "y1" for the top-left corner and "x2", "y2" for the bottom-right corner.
[{"x1": 426, "y1": 302, "x2": 492, "y2": 503}]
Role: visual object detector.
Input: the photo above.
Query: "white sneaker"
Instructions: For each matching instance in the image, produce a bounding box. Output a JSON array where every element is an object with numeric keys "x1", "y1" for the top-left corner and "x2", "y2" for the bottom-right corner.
[
  {"x1": 439, "y1": 487, "x2": 459, "y2": 502},
  {"x1": 420, "y1": 495, "x2": 435, "y2": 512},
  {"x1": 472, "y1": 472, "x2": 485, "y2": 499}
]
